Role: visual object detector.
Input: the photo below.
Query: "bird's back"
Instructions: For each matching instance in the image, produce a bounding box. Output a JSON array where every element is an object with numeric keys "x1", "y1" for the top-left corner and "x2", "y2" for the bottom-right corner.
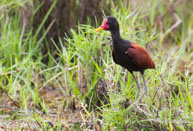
[{"x1": 112, "y1": 40, "x2": 155, "y2": 72}]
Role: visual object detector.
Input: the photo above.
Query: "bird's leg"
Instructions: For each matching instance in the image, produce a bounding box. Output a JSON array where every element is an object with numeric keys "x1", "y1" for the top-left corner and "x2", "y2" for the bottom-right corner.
[
  {"x1": 136, "y1": 72, "x2": 147, "y2": 103},
  {"x1": 131, "y1": 72, "x2": 140, "y2": 102}
]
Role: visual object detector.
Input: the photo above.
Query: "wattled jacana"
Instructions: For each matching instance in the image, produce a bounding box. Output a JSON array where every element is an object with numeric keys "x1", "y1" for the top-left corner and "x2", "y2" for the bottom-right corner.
[{"x1": 96, "y1": 16, "x2": 155, "y2": 103}]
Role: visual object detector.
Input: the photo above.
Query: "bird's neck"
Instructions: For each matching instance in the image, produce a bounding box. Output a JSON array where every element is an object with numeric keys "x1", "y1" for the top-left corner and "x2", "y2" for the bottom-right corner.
[{"x1": 110, "y1": 30, "x2": 121, "y2": 43}]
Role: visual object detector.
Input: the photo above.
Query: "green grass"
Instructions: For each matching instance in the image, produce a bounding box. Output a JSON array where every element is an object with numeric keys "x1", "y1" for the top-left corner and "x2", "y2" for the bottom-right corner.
[{"x1": 0, "y1": 0, "x2": 193, "y2": 130}]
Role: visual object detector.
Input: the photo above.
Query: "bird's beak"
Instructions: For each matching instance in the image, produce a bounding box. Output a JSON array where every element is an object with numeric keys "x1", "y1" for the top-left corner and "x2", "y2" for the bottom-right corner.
[
  {"x1": 96, "y1": 19, "x2": 109, "y2": 32},
  {"x1": 96, "y1": 27, "x2": 104, "y2": 32}
]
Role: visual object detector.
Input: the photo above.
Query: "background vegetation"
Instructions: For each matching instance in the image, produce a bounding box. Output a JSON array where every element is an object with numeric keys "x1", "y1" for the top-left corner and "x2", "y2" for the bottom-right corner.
[{"x1": 0, "y1": 0, "x2": 193, "y2": 130}]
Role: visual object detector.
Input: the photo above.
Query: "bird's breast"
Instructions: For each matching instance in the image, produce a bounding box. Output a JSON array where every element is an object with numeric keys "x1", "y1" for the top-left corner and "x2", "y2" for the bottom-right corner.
[
  {"x1": 112, "y1": 46, "x2": 144, "y2": 72},
  {"x1": 112, "y1": 47, "x2": 132, "y2": 67}
]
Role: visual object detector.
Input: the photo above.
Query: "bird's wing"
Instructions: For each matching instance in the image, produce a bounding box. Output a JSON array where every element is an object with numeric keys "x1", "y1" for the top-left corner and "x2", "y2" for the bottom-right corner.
[{"x1": 126, "y1": 42, "x2": 155, "y2": 69}]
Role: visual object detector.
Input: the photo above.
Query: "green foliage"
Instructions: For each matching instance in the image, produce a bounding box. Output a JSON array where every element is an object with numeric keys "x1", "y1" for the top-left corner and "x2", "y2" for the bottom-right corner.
[{"x1": 0, "y1": 0, "x2": 193, "y2": 130}]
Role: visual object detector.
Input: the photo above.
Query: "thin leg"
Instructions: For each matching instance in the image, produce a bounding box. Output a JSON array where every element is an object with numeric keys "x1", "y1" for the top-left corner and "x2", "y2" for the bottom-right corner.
[
  {"x1": 131, "y1": 72, "x2": 140, "y2": 101},
  {"x1": 136, "y1": 72, "x2": 147, "y2": 103}
]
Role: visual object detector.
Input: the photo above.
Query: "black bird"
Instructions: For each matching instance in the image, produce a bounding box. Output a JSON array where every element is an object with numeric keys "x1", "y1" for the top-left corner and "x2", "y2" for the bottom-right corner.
[{"x1": 96, "y1": 16, "x2": 155, "y2": 103}]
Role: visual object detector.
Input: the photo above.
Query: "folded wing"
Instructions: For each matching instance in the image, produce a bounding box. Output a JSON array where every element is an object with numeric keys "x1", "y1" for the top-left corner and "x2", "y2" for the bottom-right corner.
[{"x1": 126, "y1": 42, "x2": 155, "y2": 69}]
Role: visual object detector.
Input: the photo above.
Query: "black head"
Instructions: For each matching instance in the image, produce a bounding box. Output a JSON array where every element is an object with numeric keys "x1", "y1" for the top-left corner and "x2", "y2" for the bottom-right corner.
[{"x1": 96, "y1": 16, "x2": 119, "y2": 32}]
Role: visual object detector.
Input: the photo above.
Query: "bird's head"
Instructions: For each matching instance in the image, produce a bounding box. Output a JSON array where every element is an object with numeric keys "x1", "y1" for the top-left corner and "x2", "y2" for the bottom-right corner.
[{"x1": 96, "y1": 16, "x2": 119, "y2": 32}]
